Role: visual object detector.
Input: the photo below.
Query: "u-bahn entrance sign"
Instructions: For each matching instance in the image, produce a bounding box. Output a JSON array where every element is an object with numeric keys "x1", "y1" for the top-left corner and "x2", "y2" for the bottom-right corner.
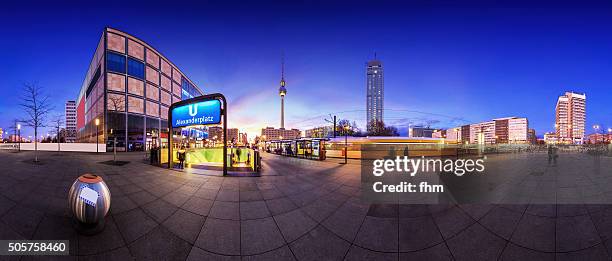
[{"x1": 168, "y1": 93, "x2": 227, "y2": 176}]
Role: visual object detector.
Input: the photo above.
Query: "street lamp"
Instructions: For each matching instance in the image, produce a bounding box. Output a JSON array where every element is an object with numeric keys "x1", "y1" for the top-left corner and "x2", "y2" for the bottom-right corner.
[
  {"x1": 95, "y1": 118, "x2": 100, "y2": 153},
  {"x1": 17, "y1": 123, "x2": 21, "y2": 152},
  {"x1": 342, "y1": 125, "x2": 350, "y2": 164}
]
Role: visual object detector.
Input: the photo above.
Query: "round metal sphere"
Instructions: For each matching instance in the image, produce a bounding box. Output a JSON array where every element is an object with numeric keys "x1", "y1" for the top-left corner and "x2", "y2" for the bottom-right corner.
[{"x1": 68, "y1": 174, "x2": 111, "y2": 224}]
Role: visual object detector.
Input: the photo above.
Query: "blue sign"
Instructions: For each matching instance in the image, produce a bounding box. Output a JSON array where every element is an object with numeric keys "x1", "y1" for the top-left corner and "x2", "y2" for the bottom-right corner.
[{"x1": 172, "y1": 100, "x2": 221, "y2": 128}]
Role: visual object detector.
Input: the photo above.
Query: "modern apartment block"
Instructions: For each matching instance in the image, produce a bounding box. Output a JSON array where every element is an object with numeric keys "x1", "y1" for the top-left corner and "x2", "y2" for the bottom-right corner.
[
  {"x1": 555, "y1": 91, "x2": 586, "y2": 144},
  {"x1": 445, "y1": 117, "x2": 528, "y2": 145},
  {"x1": 366, "y1": 58, "x2": 384, "y2": 130},
  {"x1": 261, "y1": 127, "x2": 301, "y2": 141},
  {"x1": 76, "y1": 27, "x2": 204, "y2": 151},
  {"x1": 65, "y1": 100, "x2": 77, "y2": 142}
]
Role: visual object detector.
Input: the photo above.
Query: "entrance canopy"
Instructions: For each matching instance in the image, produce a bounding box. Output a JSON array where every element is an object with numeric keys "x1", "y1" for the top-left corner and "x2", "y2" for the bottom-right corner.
[{"x1": 168, "y1": 93, "x2": 227, "y2": 175}]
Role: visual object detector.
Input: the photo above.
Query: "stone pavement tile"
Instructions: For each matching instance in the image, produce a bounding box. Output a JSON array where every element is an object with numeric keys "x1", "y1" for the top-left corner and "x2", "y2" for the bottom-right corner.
[
  {"x1": 479, "y1": 205, "x2": 523, "y2": 240},
  {"x1": 289, "y1": 225, "x2": 350, "y2": 261},
  {"x1": 447, "y1": 223, "x2": 506, "y2": 261},
  {"x1": 209, "y1": 201, "x2": 239, "y2": 220},
  {"x1": 240, "y1": 201, "x2": 271, "y2": 220},
  {"x1": 109, "y1": 195, "x2": 138, "y2": 214},
  {"x1": 399, "y1": 204, "x2": 431, "y2": 218},
  {"x1": 118, "y1": 183, "x2": 143, "y2": 195},
  {"x1": 239, "y1": 182, "x2": 259, "y2": 191},
  {"x1": 114, "y1": 207, "x2": 158, "y2": 243},
  {"x1": 399, "y1": 243, "x2": 453, "y2": 261},
  {"x1": 78, "y1": 216, "x2": 125, "y2": 255},
  {"x1": 195, "y1": 218, "x2": 241, "y2": 255},
  {"x1": 176, "y1": 184, "x2": 199, "y2": 195},
  {"x1": 500, "y1": 243, "x2": 554, "y2": 261},
  {"x1": 242, "y1": 246, "x2": 295, "y2": 261},
  {"x1": 499, "y1": 204, "x2": 528, "y2": 214},
  {"x1": 345, "y1": 245, "x2": 398, "y2": 261},
  {"x1": 0, "y1": 195, "x2": 16, "y2": 215},
  {"x1": 147, "y1": 185, "x2": 174, "y2": 198},
  {"x1": 591, "y1": 207, "x2": 612, "y2": 240},
  {"x1": 240, "y1": 190, "x2": 264, "y2": 202},
  {"x1": 338, "y1": 197, "x2": 370, "y2": 216},
  {"x1": 127, "y1": 190, "x2": 157, "y2": 206},
  {"x1": 76, "y1": 247, "x2": 133, "y2": 261},
  {"x1": 510, "y1": 214, "x2": 555, "y2": 252},
  {"x1": 216, "y1": 190, "x2": 239, "y2": 202},
  {"x1": 193, "y1": 187, "x2": 219, "y2": 200},
  {"x1": 367, "y1": 204, "x2": 398, "y2": 218},
  {"x1": 301, "y1": 198, "x2": 341, "y2": 222},
  {"x1": 288, "y1": 193, "x2": 318, "y2": 207},
  {"x1": 162, "y1": 192, "x2": 191, "y2": 207},
  {"x1": 399, "y1": 216, "x2": 443, "y2": 251},
  {"x1": 457, "y1": 204, "x2": 493, "y2": 220},
  {"x1": 557, "y1": 204, "x2": 588, "y2": 217},
  {"x1": 274, "y1": 209, "x2": 317, "y2": 242},
  {"x1": 187, "y1": 247, "x2": 241, "y2": 261},
  {"x1": 0, "y1": 219, "x2": 25, "y2": 240},
  {"x1": 241, "y1": 217, "x2": 286, "y2": 255},
  {"x1": 322, "y1": 207, "x2": 366, "y2": 242},
  {"x1": 354, "y1": 216, "x2": 398, "y2": 252},
  {"x1": 432, "y1": 206, "x2": 475, "y2": 240},
  {"x1": 556, "y1": 215, "x2": 601, "y2": 252},
  {"x1": 1, "y1": 205, "x2": 44, "y2": 239},
  {"x1": 260, "y1": 188, "x2": 284, "y2": 200},
  {"x1": 265, "y1": 197, "x2": 297, "y2": 216},
  {"x1": 525, "y1": 204, "x2": 556, "y2": 217},
  {"x1": 162, "y1": 209, "x2": 206, "y2": 244},
  {"x1": 142, "y1": 199, "x2": 179, "y2": 223},
  {"x1": 182, "y1": 197, "x2": 214, "y2": 216},
  {"x1": 128, "y1": 226, "x2": 191, "y2": 261},
  {"x1": 20, "y1": 193, "x2": 50, "y2": 213},
  {"x1": 32, "y1": 215, "x2": 78, "y2": 255},
  {"x1": 556, "y1": 244, "x2": 610, "y2": 261}
]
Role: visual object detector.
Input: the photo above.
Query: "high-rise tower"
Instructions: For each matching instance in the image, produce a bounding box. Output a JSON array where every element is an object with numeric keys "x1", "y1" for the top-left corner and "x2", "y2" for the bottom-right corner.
[
  {"x1": 555, "y1": 91, "x2": 586, "y2": 144},
  {"x1": 279, "y1": 54, "x2": 287, "y2": 129},
  {"x1": 366, "y1": 54, "x2": 384, "y2": 131}
]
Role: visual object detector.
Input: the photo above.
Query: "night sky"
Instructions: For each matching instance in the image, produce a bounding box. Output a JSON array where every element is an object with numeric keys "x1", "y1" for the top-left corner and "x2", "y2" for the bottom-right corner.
[{"x1": 1, "y1": 0, "x2": 612, "y2": 138}]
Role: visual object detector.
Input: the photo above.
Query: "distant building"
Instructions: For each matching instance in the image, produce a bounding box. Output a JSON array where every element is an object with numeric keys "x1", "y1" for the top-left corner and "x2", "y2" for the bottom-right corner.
[
  {"x1": 470, "y1": 121, "x2": 496, "y2": 144},
  {"x1": 445, "y1": 127, "x2": 462, "y2": 143},
  {"x1": 0, "y1": 127, "x2": 3, "y2": 140},
  {"x1": 461, "y1": 125, "x2": 471, "y2": 144},
  {"x1": 544, "y1": 132, "x2": 558, "y2": 144},
  {"x1": 261, "y1": 127, "x2": 301, "y2": 140},
  {"x1": 528, "y1": 129, "x2": 537, "y2": 144},
  {"x1": 555, "y1": 91, "x2": 586, "y2": 144},
  {"x1": 227, "y1": 128, "x2": 239, "y2": 144},
  {"x1": 65, "y1": 100, "x2": 77, "y2": 142},
  {"x1": 305, "y1": 126, "x2": 333, "y2": 138},
  {"x1": 586, "y1": 133, "x2": 612, "y2": 144},
  {"x1": 239, "y1": 132, "x2": 248, "y2": 145},
  {"x1": 432, "y1": 129, "x2": 446, "y2": 139},
  {"x1": 409, "y1": 126, "x2": 435, "y2": 138},
  {"x1": 366, "y1": 57, "x2": 384, "y2": 131}
]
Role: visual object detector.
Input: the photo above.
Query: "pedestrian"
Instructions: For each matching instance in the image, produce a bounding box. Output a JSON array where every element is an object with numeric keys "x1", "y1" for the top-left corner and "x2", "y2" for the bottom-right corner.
[{"x1": 178, "y1": 146, "x2": 186, "y2": 169}]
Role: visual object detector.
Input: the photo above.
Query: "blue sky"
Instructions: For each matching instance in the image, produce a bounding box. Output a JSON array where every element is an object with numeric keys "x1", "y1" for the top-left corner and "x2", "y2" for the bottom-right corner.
[{"x1": 1, "y1": 1, "x2": 612, "y2": 138}]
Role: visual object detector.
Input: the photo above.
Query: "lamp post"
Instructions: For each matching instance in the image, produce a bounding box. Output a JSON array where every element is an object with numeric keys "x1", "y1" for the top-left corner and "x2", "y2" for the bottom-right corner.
[
  {"x1": 95, "y1": 118, "x2": 100, "y2": 153},
  {"x1": 342, "y1": 125, "x2": 350, "y2": 164},
  {"x1": 17, "y1": 123, "x2": 21, "y2": 152}
]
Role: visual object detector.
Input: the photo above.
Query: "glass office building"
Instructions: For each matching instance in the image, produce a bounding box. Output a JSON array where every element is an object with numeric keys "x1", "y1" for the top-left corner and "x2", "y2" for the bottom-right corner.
[{"x1": 76, "y1": 27, "x2": 204, "y2": 151}]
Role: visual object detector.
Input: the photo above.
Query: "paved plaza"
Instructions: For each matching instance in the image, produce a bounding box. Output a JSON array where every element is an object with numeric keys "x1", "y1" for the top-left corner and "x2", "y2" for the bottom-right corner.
[{"x1": 1, "y1": 150, "x2": 612, "y2": 260}]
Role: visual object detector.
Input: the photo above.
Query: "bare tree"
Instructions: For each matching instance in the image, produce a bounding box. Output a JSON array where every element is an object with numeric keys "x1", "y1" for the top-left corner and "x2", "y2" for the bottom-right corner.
[
  {"x1": 107, "y1": 94, "x2": 125, "y2": 163},
  {"x1": 50, "y1": 114, "x2": 64, "y2": 153},
  {"x1": 19, "y1": 83, "x2": 53, "y2": 162}
]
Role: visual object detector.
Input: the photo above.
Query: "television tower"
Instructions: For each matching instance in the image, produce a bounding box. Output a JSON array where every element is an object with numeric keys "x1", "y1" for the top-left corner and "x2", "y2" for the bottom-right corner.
[{"x1": 279, "y1": 53, "x2": 287, "y2": 129}]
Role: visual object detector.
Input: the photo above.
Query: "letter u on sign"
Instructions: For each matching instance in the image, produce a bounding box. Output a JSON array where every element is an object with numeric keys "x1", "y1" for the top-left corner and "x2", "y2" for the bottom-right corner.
[{"x1": 188, "y1": 104, "x2": 198, "y2": 116}]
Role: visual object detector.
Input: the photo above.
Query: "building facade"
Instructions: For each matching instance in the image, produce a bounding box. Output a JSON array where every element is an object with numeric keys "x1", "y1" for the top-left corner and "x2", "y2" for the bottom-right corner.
[
  {"x1": 366, "y1": 59, "x2": 384, "y2": 130},
  {"x1": 261, "y1": 127, "x2": 301, "y2": 141},
  {"x1": 555, "y1": 91, "x2": 586, "y2": 144},
  {"x1": 409, "y1": 126, "x2": 435, "y2": 138},
  {"x1": 305, "y1": 126, "x2": 334, "y2": 138},
  {"x1": 76, "y1": 27, "x2": 204, "y2": 151},
  {"x1": 65, "y1": 100, "x2": 77, "y2": 142}
]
